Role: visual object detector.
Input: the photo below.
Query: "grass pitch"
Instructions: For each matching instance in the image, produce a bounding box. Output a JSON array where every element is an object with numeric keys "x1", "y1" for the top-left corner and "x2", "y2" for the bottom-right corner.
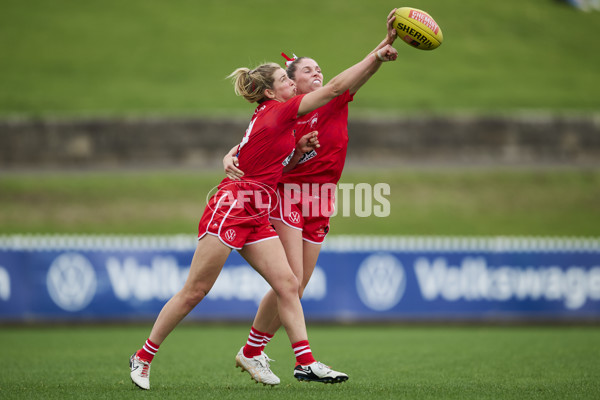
[
  {"x1": 1, "y1": 0, "x2": 599, "y2": 116},
  {"x1": 1, "y1": 324, "x2": 599, "y2": 399}
]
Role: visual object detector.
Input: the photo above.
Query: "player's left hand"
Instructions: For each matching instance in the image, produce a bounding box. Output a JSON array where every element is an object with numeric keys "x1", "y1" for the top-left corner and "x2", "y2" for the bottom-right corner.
[{"x1": 297, "y1": 131, "x2": 320, "y2": 153}]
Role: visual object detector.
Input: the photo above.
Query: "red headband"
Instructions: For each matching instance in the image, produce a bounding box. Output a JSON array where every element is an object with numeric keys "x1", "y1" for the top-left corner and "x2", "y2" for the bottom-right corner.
[{"x1": 281, "y1": 52, "x2": 298, "y2": 68}]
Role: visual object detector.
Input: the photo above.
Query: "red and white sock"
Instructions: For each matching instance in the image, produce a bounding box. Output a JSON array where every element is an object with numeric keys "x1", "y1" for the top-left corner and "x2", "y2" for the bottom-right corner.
[
  {"x1": 292, "y1": 340, "x2": 316, "y2": 366},
  {"x1": 136, "y1": 338, "x2": 159, "y2": 363},
  {"x1": 262, "y1": 332, "x2": 274, "y2": 349},
  {"x1": 242, "y1": 327, "x2": 268, "y2": 358}
]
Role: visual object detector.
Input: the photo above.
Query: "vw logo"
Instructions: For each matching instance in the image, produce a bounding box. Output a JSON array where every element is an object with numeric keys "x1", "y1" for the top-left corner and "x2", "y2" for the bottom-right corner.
[
  {"x1": 224, "y1": 229, "x2": 236, "y2": 242},
  {"x1": 47, "y1": 253, "x2": 97, "y2": 312},
  {"x1": 289, "y1": 211, "x2": 301, "y2": 224},
  {"x1": 356, "y1": 253, "x2": 406, "y2": 311}
]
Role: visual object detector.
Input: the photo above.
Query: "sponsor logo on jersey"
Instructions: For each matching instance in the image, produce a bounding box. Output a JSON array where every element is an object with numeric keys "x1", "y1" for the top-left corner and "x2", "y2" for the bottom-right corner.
[
  {"x1": 308, "y1": 114, "x2": 318, "y2": 129},
  {"x1": 297, "y1": 112, "x2": 319, "y2": 130},
  {"x1": 316, "y1": 224, "x2": 330, "y2": 237},
  {"x1": 298, "y1": 149, "x2": 317, "y2": 165},
  {"x1": 282, "y1": 148, "x2": 295, "y2": 166}
]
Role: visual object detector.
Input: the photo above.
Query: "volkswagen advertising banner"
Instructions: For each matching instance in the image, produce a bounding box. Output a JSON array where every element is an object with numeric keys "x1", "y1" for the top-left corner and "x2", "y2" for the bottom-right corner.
[{"x1": 1, "y1": 235, "x2": 599, "y2": 322}]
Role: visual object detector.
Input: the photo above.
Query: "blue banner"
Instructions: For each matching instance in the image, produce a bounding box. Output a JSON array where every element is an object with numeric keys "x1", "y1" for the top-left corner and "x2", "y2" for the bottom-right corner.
[{"x1": 1, "y1": 235, "x2": 599, "y2": 322}]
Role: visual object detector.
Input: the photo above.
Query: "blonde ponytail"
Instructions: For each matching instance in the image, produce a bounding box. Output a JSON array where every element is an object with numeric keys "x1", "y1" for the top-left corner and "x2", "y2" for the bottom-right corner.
[{"x1": 227, "y1": 63, "x2": 281, "y2": 103}]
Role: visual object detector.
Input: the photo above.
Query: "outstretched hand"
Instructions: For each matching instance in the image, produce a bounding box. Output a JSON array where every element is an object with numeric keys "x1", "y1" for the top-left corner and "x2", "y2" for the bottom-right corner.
[{"x1": 386, "y1": 8, "x2": 398, "y2": 43}]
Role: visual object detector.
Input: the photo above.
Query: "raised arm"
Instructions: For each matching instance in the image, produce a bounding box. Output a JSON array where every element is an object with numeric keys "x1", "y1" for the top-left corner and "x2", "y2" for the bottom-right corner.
[
  {"x1": 297, "y1": 44, "x2": 397, "y2": 116},
  {"x1": 368, "y1": 9, "x2": 399, "y2": 59},
  {"x1": 348, "y1": 9, "x2": 399, "y2": 94}
]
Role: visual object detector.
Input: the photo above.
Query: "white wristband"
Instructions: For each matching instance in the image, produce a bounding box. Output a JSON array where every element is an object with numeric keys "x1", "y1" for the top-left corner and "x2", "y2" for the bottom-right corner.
[{"x1": 376, "y1": 49, "x2": 385, "y2": 61}]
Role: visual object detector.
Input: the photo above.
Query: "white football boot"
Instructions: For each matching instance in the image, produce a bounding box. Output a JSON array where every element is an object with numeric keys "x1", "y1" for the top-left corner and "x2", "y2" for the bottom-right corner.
[
  {"x1": 235, "y1": 347, "x2": 280, "y2": 386},
  {"x1": 129, "y1": 353, "x2": 151, "y2": 390},
  {"x1": 293, "y1": 361, "x2": 348, "y2": 384}
]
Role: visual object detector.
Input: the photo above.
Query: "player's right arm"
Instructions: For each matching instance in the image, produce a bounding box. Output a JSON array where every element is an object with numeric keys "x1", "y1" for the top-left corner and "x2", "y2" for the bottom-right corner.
[
  {"x1": 368, "y1": 9, "x2": 398, "y2": 59},
  {"x1": 348, "y1": 9, "x2": 399, "y2": 94},
  {"x1": 297, "y1": 44, "x2": 397, "y2": 116}
]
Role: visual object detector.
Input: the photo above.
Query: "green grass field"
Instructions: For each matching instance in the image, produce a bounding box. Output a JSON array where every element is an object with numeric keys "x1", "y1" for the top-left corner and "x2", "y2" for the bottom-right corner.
[
  {"x1": 1, "y1": 168, "x2": 599, "y2": 236},
  {"x1": 2, "y1": 3, "x2": 599, "y2": 399},
  {"x1": 1, "y1": 0, "x2": 599, "y2": 117},
  {"x1": 1, "y1": 324, "x2": 599, "y2": 399},
  {"x1": 2, "y1": 1, "x2": 599, "y2": 236}
]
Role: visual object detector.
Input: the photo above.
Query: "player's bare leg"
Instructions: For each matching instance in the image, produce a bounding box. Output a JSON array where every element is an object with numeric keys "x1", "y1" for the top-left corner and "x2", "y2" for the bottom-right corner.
[
  {"x1": 251, "y1": 220, "x2": 304, "y2": 334},
  {"x1": 130, "y1": 235, "x2": 231, "y2": 390},
  {"x1": 260, "y1": 220, "x2": 321, "y2": 335},
  {"x1": 239, "y1": 238, "x2": 307, "y2": 344},
  {"x1": 234, "y1": 238, "x2": 305, "y2": 385},
  {"x1": 240, "y1": 233, "x2": 347, "y2": 384},
  {"x1": 149, "y1": 235, "x2": 231, "y2": 342}
]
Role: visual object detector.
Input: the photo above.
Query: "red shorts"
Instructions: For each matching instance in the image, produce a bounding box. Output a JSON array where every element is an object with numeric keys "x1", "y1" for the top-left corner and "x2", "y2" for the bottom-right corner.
[
  {"x1": 269, "y1": 182, "x2": 335, "y2": 244},
  {"x1": 198, "y1": 183, "x2": 278, "y2": 250}
]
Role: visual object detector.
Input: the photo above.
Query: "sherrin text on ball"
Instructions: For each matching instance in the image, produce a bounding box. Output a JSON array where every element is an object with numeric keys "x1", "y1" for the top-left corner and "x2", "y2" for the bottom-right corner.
[{"x1": 393, "y1": 7, "x2": 443, "y2": 50}]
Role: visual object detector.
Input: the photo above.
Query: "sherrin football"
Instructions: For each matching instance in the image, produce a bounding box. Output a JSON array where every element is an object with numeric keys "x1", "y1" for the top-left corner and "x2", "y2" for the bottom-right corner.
[{"x1": 393, "y1": 7, "x2": 443, "y2": 50}]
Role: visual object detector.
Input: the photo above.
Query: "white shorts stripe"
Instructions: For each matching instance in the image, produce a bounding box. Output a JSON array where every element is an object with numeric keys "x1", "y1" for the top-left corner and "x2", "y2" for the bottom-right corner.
[
  {"x1": 217, "y1": 197, "x2": 238, "y2": 236},
  {"x1": 244, "y1": 235, "x2": 279, "y2": 246},
  {"x1": 205, "y1": 193, "x2": 230, "y2": 234}
]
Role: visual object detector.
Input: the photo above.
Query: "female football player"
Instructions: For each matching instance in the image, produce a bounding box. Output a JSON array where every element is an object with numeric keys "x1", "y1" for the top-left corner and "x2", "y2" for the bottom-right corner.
[
  {"x1": 223, "y1": 8, "x2": 399, "y2": 385},
  {"x1": 129, "y1": 43, "x2": 398, "y2": 390}
]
